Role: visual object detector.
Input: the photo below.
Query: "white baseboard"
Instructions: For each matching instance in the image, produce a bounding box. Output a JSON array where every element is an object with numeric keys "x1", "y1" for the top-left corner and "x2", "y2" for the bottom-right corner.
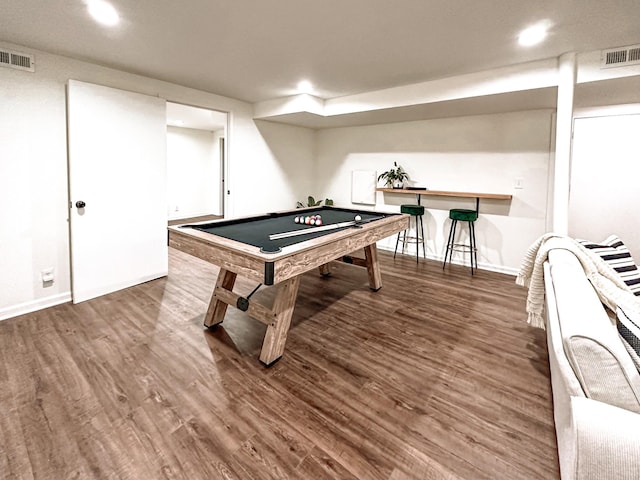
[
  {"x1": 0, "y1": 292, "x2": 72, "y2": 321},
  {"x1": 377, "y1": 244, "x2": 519, "y2": 276}
]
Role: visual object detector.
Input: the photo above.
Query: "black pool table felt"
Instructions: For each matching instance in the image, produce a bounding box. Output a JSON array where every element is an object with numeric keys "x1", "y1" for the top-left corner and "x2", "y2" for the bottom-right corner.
[{"x1": 184, "y1": 207, "x2": 386, "y2": 252}]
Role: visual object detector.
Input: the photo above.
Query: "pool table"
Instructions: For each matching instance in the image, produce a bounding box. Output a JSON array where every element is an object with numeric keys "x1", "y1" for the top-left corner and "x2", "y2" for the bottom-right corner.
[{"x1": 168, "y1": 206, "x2": 408, "y2": 366}]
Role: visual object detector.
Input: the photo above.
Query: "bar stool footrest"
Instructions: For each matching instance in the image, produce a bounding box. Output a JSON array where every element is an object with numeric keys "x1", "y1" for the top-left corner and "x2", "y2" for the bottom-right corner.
[
  {"x1": 451, "y1": 243, "x2": 476, "y2": 253},
  {"x1": 398, "y1": 235, "x2": 424, "y2": 243}
]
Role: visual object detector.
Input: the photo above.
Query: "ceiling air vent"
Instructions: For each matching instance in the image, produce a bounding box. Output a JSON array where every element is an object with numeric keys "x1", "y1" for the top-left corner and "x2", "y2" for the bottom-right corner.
[
  {"x1": 0, "y1": 48, "x2": 35, "y2": 72},
  {"x1": 601, "y1": 44, "x2": 640, "y2": 69}
]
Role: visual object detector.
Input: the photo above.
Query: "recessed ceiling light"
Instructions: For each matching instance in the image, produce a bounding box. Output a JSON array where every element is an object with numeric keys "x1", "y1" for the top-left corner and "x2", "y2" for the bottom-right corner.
[
  {"x1": 518, "y1": 23, "x2": 548, "y2": 47},
  {"x1": 86, "y1": 0, "x2": 120, "y2": 27},
  {"x1": 296, "y1": 80, "x2": 313, "y2": 94}
]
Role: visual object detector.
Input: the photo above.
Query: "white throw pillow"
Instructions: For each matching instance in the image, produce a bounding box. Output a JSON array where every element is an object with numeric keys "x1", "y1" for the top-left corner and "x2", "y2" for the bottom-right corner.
[{"x1": 579, "y1": 235, "x2": 640, "y2": 296}]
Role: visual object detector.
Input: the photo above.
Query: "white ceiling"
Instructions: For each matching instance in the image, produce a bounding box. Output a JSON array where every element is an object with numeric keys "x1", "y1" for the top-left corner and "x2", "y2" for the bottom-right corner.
[{"x1": 2, "y1": 0, "x2": 639, "y2": 105}]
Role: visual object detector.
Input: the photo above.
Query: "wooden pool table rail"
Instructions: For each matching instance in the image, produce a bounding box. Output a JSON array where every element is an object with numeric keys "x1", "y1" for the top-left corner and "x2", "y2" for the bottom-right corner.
[{"x1": 168, "y1": 213, "x2": 408, "y2": 285}]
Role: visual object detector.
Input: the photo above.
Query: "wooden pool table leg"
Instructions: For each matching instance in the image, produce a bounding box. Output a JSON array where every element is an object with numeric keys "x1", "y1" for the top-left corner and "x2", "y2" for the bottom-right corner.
[
  {"x1": 259, "y1": 275, "x2": 301, "y2": 366},
  {"x1": 364, "y1": 243, "x2": 382, "y2": 291},
  {"x1": 204, "y1": 268, "x2": 237, "y2": 328},
  {"x1": 318, "y1": 263, "x2": 331, "y2": 276}
]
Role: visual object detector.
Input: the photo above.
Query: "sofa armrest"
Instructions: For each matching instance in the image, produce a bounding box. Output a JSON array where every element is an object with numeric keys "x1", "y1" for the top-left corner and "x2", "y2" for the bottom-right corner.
[{"x1": 570, "y1": 396, "x2": 640, "y2": 480}]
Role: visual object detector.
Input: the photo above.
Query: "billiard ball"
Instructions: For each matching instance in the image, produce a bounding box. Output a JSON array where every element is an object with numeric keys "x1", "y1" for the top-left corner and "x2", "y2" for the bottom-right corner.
[
  {"x1": 310, "y1": 218, "x2": 316, "y2": 225},
  {"x1": 294, "y1": 216, "x2": 300, "y2": 223},
  {"x1": 305, "y1": 216, "x2": 311, "y2": 224},
  {"x1": 316, "y1": 218, "x2": 322, "y2": 226},
  {"x1": 354, "y1": 215, "x2": 362, "y2": 221}
]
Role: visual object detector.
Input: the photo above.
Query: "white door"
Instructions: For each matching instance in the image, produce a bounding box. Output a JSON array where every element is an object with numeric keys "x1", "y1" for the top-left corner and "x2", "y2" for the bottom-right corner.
[
  {"x1": 569, "y1": 111, "x2": 640, "y2": 259},
  {"x1": 67, "y1": 80, "x2": 168, "y2": 303}
]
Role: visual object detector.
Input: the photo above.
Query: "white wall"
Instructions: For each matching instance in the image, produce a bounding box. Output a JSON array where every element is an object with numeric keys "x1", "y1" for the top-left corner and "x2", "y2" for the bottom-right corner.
[
  {"x1": 4, "y1": 38, "x2": 638, "y2": 321},
  {"x1": 254, "y1": 120, "x2": 316, "y2": 210},
  {"x1": 0, "y1": 41, "x2": 314, "y2": 320},
  {"x1": 315, "y1": 110, "x2": 554, "y2": 272},
  {"x1": 167, "y1": 126, "x2": 220, "y2": 219}
]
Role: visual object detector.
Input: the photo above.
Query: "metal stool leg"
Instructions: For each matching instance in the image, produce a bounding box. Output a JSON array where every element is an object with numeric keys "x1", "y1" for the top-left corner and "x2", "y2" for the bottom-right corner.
[
  {"x1": 402, "y1": 225, "x2": 408, "y2": 254},
  {"x1": 467, "y1": 221, "x2": 473, "y2": 274},
  {"x1": 418, "y1": 215, "x2": 426, "y2": 259},
  {"x1": 470, "y1": 220, "x2": 477, "y2": 274},
  {"x1": 413, "y1": 215, "x2": 419, "y2": 264},
  {"x1": 449, "y1": 219, "x2": 458, "y2": 265},
  {"x1": 395, "y1": 220, "x2": 412, "y2": 259},
  {"x1": 443, "y1": 219, "x2": 458, "y2": 268},
  {"x1": 443, "y1": 219, "x2": 454, "y2": 269}
]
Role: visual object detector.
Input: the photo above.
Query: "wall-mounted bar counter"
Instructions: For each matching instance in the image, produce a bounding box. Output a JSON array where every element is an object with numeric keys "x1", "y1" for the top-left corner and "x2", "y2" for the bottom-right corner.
[{"x1": 375, "y1": 188, "x2": 512, "y2": 211}]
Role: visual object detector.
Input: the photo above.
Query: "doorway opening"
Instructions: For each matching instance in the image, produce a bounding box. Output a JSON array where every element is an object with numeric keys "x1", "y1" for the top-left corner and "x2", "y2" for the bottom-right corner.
[{"x1": 166, "y1": 102, "x2": 228, "y2": 225}]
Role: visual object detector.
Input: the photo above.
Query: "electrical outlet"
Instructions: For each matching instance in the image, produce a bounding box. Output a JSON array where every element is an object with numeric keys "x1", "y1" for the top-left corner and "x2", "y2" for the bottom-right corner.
[
  {"x1": 514, "y1": 177, "x2": 524, "y2": 189},
  {"x1": 41, "y1": 268, "x2": 54, "y2": 285}
]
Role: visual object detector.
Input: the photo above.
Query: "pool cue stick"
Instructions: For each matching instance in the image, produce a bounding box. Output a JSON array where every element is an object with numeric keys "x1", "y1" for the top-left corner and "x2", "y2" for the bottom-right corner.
[{"x1": 269, "y1": 221, "x2": 356, "y2": 240}]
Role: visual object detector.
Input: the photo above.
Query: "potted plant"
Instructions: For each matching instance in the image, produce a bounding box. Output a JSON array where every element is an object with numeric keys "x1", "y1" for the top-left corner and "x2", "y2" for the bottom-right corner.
[
  {"x1": 296, "y1": 196, "x2": 334, "y2": 208},
  {"x1": 378, "y1": 162, "x2": 409, "y2": 189}
]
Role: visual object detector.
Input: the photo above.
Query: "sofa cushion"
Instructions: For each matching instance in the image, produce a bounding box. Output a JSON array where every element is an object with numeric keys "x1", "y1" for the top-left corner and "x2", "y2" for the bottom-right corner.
[
  {"x1": 549, "y1": 251, "x2": 640, "y2": 414},
  {"x1": 564, "y1": 336, "x2": 640, "y2": 414},
  {"x1": 579, "y1": 235, "x2": 640, "y2": 296},
  {"x1": 617, "y1": 307, "x2": 640, "y2": 373}
]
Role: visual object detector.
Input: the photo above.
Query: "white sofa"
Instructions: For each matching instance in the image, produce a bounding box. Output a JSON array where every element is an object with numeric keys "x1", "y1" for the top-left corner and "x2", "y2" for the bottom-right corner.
[{"x1": 544, "y1": 248, "x2": 640, "y2": 479}]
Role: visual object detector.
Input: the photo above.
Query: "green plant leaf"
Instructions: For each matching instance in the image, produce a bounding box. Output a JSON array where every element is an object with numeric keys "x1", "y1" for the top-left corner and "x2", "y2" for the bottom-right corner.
[{"x1": 298, "y1": 195, "x2": 334, "y2": 208}]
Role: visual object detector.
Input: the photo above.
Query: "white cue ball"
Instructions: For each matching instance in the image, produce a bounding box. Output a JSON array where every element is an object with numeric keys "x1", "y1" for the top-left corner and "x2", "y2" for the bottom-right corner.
[
  {"x1": 294, "y1": 216, "x2": 299, "y2": 223},
  {"x1": 354, "y1": 215, "x2": 362, "y2": 221}
]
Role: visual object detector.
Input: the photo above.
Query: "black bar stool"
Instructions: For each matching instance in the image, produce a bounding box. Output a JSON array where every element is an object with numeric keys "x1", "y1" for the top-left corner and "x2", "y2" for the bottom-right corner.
[
  {"x1": 442, "y1": 208, "x2": 478, "y2": 274},
  {"x1": 394, "y1": 204, "x2": 426, "y2": 263}
]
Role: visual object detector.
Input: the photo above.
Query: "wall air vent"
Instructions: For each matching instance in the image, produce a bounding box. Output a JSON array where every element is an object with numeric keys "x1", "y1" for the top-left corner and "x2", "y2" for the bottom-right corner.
[
  {"x1": 0, "y1": 48, "x2": 35, "y2": 72},
  {"x1": 601, "y1": 44, "x2": 640, "y2": 69}
]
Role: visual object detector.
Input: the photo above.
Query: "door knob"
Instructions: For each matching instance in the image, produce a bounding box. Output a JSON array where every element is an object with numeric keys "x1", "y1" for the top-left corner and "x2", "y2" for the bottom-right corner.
[{"x1": 76, "y1": 200, "x2": 86, "y2": 208}]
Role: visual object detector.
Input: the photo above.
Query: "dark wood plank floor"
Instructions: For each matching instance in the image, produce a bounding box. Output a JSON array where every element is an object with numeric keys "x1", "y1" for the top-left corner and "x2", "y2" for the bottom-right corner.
[{"x1": 0, "y1": 248, "x2": 558, "y2": 479}]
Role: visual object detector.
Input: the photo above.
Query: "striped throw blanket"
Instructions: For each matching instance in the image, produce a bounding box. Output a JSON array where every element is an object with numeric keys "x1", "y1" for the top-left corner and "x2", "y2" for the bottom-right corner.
[{"x1": 516, "y1": 234, "x2": 640, "y2": 329}]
